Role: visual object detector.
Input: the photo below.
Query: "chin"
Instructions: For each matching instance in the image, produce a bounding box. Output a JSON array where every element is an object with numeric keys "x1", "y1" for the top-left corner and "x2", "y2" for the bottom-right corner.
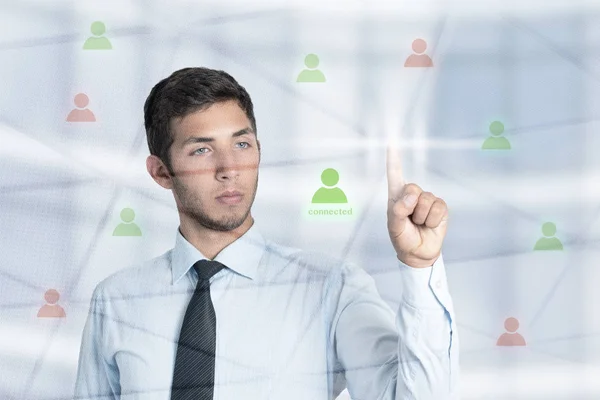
[
  {"x1": 215, "y1": 219, "x2": 247, "y2": 232},
  {"x1": 210, "y1": 211, "x2": 251, "y2": 231}
]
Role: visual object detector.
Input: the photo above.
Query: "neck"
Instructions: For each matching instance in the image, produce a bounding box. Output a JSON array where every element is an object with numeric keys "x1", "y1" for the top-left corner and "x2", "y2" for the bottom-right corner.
[{"x1": 178, "y1": 214, "x2": 255, "y2": 260}]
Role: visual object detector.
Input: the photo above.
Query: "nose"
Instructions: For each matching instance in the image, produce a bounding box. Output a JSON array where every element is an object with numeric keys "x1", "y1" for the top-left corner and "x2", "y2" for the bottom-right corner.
[{"x1": 215, "y1": 151, "x2": 240, "y2": 181}]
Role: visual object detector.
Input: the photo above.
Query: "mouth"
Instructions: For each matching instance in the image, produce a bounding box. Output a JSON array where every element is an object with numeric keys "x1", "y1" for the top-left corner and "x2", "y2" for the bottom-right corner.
[{"x1": 216, "y1": 190, "x2": 243, "y2": 205}]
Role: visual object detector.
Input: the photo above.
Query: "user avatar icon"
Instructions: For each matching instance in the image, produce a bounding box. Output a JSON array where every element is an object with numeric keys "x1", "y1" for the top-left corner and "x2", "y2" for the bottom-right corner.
[
  {"x1": 112, "y1": 207, "x2": 142, "y2": 236},
  {"x1": 83, "y1": 21, "x2": 112, "y2": 50},
  {"x1": 296, "y1": 53, "x2": 326, "y2": 83},
  {"x1": 482, "y1": 121, "x2": 511, "y2": 150},
  {"x1": 66, "y1": 93, "x2": 96, "y2": 122},
  {"x1": 37, "y1": 289, "x2": 66, "y2": 318},
  {"x1": 404, "y1": 39, "x2": 433, "y2": 68},
  {"x1": 534, "y1": 222, "x2": 563, "y2": 251},
  {"x1": 311, "y1": 168, "x2": 348, "y2": 203},
  {"x1": 496, "y1": 317, "x2": 526, "y2": 346}
]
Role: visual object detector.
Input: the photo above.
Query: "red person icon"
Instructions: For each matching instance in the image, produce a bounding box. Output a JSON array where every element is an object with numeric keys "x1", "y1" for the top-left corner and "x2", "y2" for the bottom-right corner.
[
  {"x1": 496, "y1": 317, "x2": 526, "y2": 346},
  {"x1": 37, "y1": 289, "x2": 66, "y2": 318},
  {"x1": 66, "y1": 93, "x2": 96, "y2": 122},
  {"x1": 404, "y1": 38, "x2": 433, "y2": 68}
]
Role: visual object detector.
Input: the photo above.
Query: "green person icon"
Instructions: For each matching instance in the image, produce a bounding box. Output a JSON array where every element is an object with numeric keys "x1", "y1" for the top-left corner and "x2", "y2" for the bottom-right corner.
[
  {"x1": 311, "y1": 168, "x2": 348, "y2": 203},
  {"x1": 533, "y1": 222, "x2": 563, "y2": 251},
  {"x1": 482, "y1": 121, "x2": 511, "y2": 150},
  {"x1": 83, "y1": 21, "x2": 113, "y2": 50},
  {"x1": 296, "y1": 54, "x2": 326, "y2": 83},
  {"x1": 112, "y1": 207, "x2": 142, "y2": 236}
]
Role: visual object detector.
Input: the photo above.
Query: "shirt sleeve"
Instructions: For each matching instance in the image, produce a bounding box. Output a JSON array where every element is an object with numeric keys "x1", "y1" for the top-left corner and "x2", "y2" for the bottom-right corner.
[
  {"x1": 74, "y1": 284, "x2": 121, "y2": 400},
  {"x1": 330, "y1": 253, "x2": 459, "y2": 399}
]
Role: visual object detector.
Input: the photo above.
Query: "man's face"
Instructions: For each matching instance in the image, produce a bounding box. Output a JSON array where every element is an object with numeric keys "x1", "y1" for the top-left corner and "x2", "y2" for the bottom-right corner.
[{"x1": 166, "y1": 100, "x2": 260, "y2": 231}]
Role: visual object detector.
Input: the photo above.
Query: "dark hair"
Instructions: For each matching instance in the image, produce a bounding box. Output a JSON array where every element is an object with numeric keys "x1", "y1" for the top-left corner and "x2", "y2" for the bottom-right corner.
[{"x1": 144, "y1": 67, "x2": 257, "y2": 172}]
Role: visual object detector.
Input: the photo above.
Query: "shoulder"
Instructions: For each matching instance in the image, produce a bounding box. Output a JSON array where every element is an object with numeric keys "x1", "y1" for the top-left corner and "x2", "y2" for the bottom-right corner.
[
  {"x1": 92, "y1": 249, "x2": 172, "y2": 299},
  {"x1": 260, "y1": 238, "x2": 354, "y2": 282}
]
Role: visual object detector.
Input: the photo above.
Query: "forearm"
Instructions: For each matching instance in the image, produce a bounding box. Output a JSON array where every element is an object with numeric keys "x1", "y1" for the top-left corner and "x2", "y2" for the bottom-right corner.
[{"x1": 394, "y1": 255, "x2": 459, "y2": 399}]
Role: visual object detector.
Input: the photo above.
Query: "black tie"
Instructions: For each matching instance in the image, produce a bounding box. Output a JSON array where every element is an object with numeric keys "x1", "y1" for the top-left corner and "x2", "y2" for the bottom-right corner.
[{"x1": 171, "y1": 260, "x2": 226, "y2": 400}]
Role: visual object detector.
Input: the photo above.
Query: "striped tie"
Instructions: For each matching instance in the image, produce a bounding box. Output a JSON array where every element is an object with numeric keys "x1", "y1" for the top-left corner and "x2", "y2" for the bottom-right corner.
[{"x1": 171, "y1": 260, "x2": 226, "y2": 400}]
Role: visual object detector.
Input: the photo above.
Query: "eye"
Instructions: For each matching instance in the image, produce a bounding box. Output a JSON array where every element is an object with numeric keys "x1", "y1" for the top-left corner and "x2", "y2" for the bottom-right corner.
[
  {"x1": 193, "y1": 147, "x2": 209, "y2": 155},
  {"x1": 237, "y1": 142, "x2": 250, "y2": 148}
]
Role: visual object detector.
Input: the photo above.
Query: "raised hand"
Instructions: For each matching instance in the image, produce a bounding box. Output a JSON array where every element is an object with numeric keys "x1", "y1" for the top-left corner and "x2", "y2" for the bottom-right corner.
[{"x1": 386, "y1": 140, "x2": 449, "y2": 268}]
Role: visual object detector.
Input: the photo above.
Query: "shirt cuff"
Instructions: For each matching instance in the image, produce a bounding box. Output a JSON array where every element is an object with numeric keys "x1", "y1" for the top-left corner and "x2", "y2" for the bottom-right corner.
[{"x1": 399, "y1": 253, "x2": 452, "y2": 312}]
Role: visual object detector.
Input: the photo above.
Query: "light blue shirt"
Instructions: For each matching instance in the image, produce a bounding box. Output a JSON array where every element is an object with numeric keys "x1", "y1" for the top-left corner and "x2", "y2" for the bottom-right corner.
[{"x1": 74, "y1": 223, "x2": 459, "y2": 399}]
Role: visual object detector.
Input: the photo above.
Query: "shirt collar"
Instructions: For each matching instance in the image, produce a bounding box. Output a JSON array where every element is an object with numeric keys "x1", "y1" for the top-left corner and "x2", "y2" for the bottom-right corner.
[{"x1": 171, "y1": 223, "x2": 265, "y2": 285}]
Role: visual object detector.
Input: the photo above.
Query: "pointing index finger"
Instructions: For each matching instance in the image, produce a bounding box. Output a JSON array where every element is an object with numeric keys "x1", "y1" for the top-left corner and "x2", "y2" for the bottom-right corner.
[{"x1": 386, "y1": 134, "x2": 406, "y2": 202}]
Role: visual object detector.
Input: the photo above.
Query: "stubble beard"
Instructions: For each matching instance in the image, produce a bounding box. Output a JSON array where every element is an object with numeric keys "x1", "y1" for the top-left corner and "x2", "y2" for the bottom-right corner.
[{"x1": 172, "y1": 175, "x2": 258, "y2": 232}]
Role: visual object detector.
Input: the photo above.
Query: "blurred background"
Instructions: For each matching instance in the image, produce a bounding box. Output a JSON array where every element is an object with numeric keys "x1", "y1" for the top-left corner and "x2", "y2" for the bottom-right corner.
[{"x1": 1, "y1": 0, "x2": 599, "y2": 399}]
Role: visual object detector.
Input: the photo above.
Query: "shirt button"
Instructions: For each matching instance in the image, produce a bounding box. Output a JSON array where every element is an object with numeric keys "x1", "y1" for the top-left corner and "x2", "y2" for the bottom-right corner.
[{"x1": 435, "y1": 280, "x2": 442, "y2": 289}]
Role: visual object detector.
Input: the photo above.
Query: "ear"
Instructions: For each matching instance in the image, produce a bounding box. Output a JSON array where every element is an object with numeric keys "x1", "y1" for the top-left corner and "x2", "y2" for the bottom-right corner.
[{"x1": 146, "y1": 155, "x2": 174, "y2": 189}]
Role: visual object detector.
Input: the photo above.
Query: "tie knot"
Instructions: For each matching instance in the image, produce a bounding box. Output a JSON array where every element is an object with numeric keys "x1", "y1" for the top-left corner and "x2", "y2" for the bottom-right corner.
[{"x1": 193, "y1": 259, "x2": 226, "y2": 281}]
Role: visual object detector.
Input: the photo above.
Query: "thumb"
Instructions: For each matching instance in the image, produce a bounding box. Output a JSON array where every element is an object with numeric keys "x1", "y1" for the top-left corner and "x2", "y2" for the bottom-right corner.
[{"x1": 389, "y1": 192, "x2": 419, "y2": 230}]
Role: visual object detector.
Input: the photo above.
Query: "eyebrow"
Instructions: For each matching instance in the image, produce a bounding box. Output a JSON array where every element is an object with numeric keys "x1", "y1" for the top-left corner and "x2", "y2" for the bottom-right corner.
[{"x1": 182, "y1": 127, "x2": 255, "y2": 146}]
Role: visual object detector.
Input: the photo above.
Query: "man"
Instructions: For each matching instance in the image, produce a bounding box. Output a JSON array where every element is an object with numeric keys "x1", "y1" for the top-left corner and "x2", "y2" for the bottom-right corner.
[{"x1": 74, "y1": 67, "x2": 459, "y2": 399}]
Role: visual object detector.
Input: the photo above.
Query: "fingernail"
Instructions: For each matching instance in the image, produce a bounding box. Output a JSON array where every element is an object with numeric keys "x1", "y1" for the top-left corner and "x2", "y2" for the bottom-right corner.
[{"x1": 403, "y1": 194, "x2": 417, "y2": 206}]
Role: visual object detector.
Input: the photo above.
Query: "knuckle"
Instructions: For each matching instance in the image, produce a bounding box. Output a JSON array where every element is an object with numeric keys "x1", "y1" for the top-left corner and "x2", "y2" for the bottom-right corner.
[
  {"x1": 422, "y1": 192, "x2": 436, "y2": 202},
  {"x1": 432, "y1": 200, "x2": 446, "y2": 214},
  {"x1": 416, "y1": 193, "x2": 435, "y2": 208},
  {"x1": 415, "y1": 192, "x2": 433, "y2": 206},
  {"x1": 404, "y1": 183, "x2": 421, "y2": 193}
]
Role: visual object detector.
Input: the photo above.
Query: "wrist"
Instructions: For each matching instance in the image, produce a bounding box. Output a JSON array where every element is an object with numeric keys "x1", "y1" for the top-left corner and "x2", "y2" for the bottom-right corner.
[{"x1": 397, "y1": 253, "x2": 440, "y2": 269}]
